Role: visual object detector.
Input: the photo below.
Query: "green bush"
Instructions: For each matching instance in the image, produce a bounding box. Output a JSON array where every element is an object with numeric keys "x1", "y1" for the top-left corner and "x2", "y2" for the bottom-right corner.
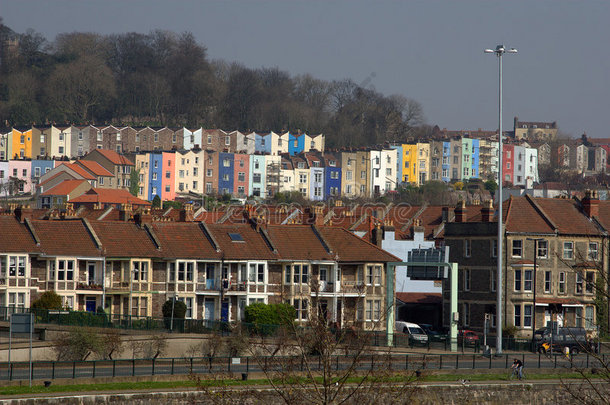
[
  {"x1": 244, "y1": 302, "x2": 296, "y2": 335},
  {"x1": 32, "y1": 291, "x2": 63, "y2": 310},
  {"x1": 162, "y1": 299, "x2": 187, "y2": 319}
]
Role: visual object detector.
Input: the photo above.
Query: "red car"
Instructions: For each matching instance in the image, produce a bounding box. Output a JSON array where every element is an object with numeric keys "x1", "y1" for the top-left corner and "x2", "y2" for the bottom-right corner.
[{"x1": 459, "y1": 330, "x2": 480, "y2": 345}]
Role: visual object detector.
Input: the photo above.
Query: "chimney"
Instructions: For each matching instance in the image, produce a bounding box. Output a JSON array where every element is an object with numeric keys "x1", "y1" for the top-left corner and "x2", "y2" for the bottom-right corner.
[
  {"x1": 371, "y1": 223, "x2": 384, "y2": 247},
  {"x1": 119, "y1": 203, "x2": 133, "y2": 222},
  {"x1": 481, "y1": 200, "x2": 494, "y2": 222},
  {"x1": 454, "y1": 201, "x2": 467, "y2": 223},
  {"x1": 441, "y1": 206, "x2": 449, "y2": 223},
  {"x1": 304, "y1": 206, "x2": 324, "y2": 226},
  {"x1": 134, "y1": 208, "x2": 152, "y2": 227},
  {"x1": 582, "y1": 189, "x2": 599, "y2": 218},
  {"x1": 179, "y1": 202, "x2": 194, "y2": 222},
  {"x1": 15, "y1": 205, "x2": 34, "y2": 223}
]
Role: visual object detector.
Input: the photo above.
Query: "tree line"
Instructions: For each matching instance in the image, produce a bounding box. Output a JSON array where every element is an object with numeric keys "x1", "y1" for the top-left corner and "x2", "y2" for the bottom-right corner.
[{"x1": 0, "y1": 20, "x2": 429, "y2": 148}]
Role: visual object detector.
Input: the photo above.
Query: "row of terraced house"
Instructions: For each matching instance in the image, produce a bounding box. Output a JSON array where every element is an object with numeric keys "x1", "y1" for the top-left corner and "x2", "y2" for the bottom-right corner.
[{"x1": 0, "y1": 204, "x2": 399, "y2": 331}]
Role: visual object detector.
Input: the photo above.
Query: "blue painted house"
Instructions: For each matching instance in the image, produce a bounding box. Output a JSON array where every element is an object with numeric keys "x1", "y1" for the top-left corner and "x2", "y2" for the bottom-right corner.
[
  {"x1": 442, "y1": 141, "x2": 451, "y2": 182},
  {"x1": 254, "y1": 132, "x2": 271, "y2": 154},
  {"x1": 218, "y1": 152, "x2": 234, "y2": 195},
  {"x1": 288, "y1": 133, "x2": 306, "y2": 156},
  {"x1": 322, "y1": 153, "x2": 341, "y2": 199},
  {"x1": 148, "y1": 152, "x2": 163, "y2": 200},
  {"x1": 31, "y1": 159, "x2": 54, "y2": 184},
  {"x1": 472, "y1": 139, "x2": 480, "y2": 178},
  {"x1": 249, "y1": 155, "x2": 266, "y2": 197}
]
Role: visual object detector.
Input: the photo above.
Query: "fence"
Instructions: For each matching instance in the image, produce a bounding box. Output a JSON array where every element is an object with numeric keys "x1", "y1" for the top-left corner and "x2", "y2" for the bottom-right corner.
[
  {"x1": 1, "y1": 351, "x2": 607, "y2": 382},
  {"x1": 0, "y1": 306, "x2": 598, "y2": 355}
]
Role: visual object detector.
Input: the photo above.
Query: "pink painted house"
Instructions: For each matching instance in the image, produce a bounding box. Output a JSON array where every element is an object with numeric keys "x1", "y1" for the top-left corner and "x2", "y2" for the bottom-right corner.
[{"x1": 161, "y1": 151, "x2": 176, "y2": 201}]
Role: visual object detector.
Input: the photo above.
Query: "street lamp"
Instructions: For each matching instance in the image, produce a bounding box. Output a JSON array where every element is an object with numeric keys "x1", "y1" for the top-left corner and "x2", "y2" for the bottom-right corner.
[{"x1": 484, "y1": 44, "x2": 517, "y2": 355}]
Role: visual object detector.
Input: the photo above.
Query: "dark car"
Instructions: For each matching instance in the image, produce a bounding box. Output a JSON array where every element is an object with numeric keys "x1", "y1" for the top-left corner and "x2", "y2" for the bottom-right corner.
[
  {"x1": 419, "y1": 324, "x2": 448, "y2": 342},
  {"x1": 534, "y1": 326, "x2": 587, "y2": 354}
]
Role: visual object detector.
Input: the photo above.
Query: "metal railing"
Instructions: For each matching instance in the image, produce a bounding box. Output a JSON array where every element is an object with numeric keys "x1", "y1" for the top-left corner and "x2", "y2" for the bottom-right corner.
[{"x1": 1, "y1": 351, "x2": 607, "y2": 382}]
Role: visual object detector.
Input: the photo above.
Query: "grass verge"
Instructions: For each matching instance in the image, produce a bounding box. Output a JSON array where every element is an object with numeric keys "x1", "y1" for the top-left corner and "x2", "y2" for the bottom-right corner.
[{"x1": 0, "y1": 372, "x2": 592, "y2": 396}]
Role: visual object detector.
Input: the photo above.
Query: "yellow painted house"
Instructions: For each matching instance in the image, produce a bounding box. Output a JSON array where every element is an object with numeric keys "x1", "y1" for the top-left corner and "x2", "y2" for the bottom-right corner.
[
  {"x1": 11, "y1": 127, "x2": 33, "y2": 159},
  {"x1": 416, "y1": 143, "x2": 430, "y2": 185},
  {"x1": 401, "y1": 144, "x2": 418, "y2": 184}
]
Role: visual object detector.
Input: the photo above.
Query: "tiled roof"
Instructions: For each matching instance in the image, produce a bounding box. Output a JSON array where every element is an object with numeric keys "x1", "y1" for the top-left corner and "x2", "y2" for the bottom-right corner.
[
  {"x1": 396, "y1": 292, "x2": 442, "y2": 305},
  {"x1": 318, "y1": 227, "x2": 400, "y2": 262},
  {"x1": 0, "y1": 216, "x2": 39, "y2": 252},
  {"x1": 267, "y1": 225, "x2": 334, "y2": 261},
  {"x1": 75, "y1": 160, "x2": 114, "y2": 177},
  {"x1": 70, "y1": 189, "x2": 151, "y2": 206},
  {"x1": 62, "y1": 163, "x2": 97, "y2": 180},
  {"x1": 207, "y1": 224, "x2": 276, "y2": 260},
  {"x1": 30, "y1": 220, "x2": 101, "y2": 257},
  {"x1": 150, "y1": 222, "x2": 220, "y2": 259},
  {"x1": 95, "y1": 150, "x2": 134, "y2": 166},
  {"x1": 88, "y1": 221, "x2": 163, "y2": 258},
  {"x1": 41, "y1": 180, "x2": 90, "y2": 196}
]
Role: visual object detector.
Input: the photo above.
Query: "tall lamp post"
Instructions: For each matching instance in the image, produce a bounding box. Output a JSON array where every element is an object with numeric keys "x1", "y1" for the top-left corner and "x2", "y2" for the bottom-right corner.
[{"x1": 484, "y1": 44, "x2": 517, "y2": 354}]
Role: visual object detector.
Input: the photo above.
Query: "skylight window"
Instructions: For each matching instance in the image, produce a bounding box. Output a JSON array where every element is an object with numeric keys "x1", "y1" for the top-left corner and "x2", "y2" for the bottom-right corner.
[{"x1": 228, "y1": 233, "x2": 244, "y2": 242}]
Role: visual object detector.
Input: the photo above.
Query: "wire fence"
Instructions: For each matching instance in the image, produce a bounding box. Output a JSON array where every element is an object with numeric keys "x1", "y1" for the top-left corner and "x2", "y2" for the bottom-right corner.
[{"x1": 1, "y1": 351, "x2": 607, "y2": 382}]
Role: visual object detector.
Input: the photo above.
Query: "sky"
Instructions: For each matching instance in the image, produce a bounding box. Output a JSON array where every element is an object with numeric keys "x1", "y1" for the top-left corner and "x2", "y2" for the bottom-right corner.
[{"x1": 2, "y1": 0, "x2": 609, "y2": 138}]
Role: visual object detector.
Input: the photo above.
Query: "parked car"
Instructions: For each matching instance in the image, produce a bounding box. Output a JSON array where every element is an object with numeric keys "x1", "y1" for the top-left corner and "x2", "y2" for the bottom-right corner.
[
  {"x1": 458, "y1": 329, "x2": 480, "y2": 346},
  {"x1": 534, "y1": 326, "x2": 587, "y2": 354},
  {"x1": 419, "y1": 323, "x2": 448, "y2": 342},
  {"x1": 396, "y1": 321, "x2": 429, "y2": 345}
]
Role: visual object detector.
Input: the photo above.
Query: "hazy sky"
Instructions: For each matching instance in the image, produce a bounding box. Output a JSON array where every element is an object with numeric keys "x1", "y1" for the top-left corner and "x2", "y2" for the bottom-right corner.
[{"x1": 2, "y1": 1, "x2": 609, "y2": 137}]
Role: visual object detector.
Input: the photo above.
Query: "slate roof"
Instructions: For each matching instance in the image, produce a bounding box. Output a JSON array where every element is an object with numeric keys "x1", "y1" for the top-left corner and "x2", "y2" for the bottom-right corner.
[
  {"x1": 30, "y1": 220, "x2": 101, "y2": 257},
  {"x1": 71, "y1": 189, "x2": 151, "y2": 206}
]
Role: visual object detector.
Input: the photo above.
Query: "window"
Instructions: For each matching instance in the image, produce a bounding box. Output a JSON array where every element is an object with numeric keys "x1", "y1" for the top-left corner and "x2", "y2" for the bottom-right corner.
[
  {"x1": 524, "y1": 305, "x2": 532, "y2": 328},
  {"x1": 537, "y1": 240, "x2": 548, "y2": 258},
  {"x1": 464, "y1": 240, "x2": 471, "y2": 258},
  {"x1": 524, "y1": 270, "x2": 533, "y2": 292},
  {"x1": 365, "y1": 300, "x2": 373, "y2": 320},
  {"x1": 576, "y1": 273, "x2": 583, "y2": 294},
  {"x1": 253, "y1": 173, "x2": 261, "y2": 183},
  {"x1": 585, "y1": 306, "x2": 595, "y2": 329},
  {"x1": 165, "y1": 185, "x2": 170, "y2": 192},
  {"x1": 222, "y1": 174, "x2": 229, "y2": 181},
  {"x1": 366, "y1": 266, "x2": 374, "y2": 285},
  {"x1": 56, "y1": 260, "x2": 75, "y2": 281},
  {"x1": 544, "y1": 271, "x2": 551, "y2": 293},
  {"x1": 152, "y1": 173, "x2": 158, "y2": 181},
  {"x1": 314, "y1": 187, "x2": 322, "y2": 197},
  {"x1": 512, "y1": 240, "x2": 522, "y2": 257},
  {"x1": 463, "y1": 303, "x2": 470, "y2": 326},
  {"x1": 165, "y1": 171, "x2": 170, "y2": 179},
  {"x1": 293, "y1": 299, "x2": 308, "y2": 320},
  {"x1": 559, "y1": 272, "x2": 566, "y2": 294},
  {"x1": 586, "y1": 271, "x2": 595, "y2": 294},
  {"x1": 563, "y1": 242, "x2": 573, "y2": 259},
  {"x1": 514, "y1": 305, "x2": 521, "y2": 327},
  {"x1": 207, "y1": 134, "x2": 212, "y2": 144},
  {"x1": 588, "y1": 242, "x2": 599, "y2": 261},
  {"x1": 491, "y1": 239, "x2": 497, "y2": 258},
  {"x1": 314, "y1": 173, "x2": 322, "y2": 182},
  {"x1": 491, "y1": 269, "x2": 496, "y2": 292},
  {"x1": 374, "y1": 266, "x2": 381, "y2": 286},
  {"x1": 223, "y1": 158, "x2": 230, "y2": 167},
  {"x1": 299, "y1": 174, "x2": 307, "y2": 184},
  {"x1": 154, "y1": 133, "x2": 159, "y2": 142},
  {"x1": 225, "y1": 136, "x2": 230, "y2": 146},
  {"x1": 374, "y1": 300, "x2": 381, "y2": 321},
  {"x1": 346, "y1": 171, "x2": 353, "y2": 180},
  {"x1": 464, "y1": 269, "x2": 471, "y2": 291},
  {"x1": 514, "y1": 269, "x2": 522, "y2": 291}
]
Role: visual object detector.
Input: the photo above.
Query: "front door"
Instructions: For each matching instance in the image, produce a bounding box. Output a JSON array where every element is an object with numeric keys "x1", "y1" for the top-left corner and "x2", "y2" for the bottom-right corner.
[
  {"x1": 204, "y1": 299, "x2": 215, "y2": 321},
  {"x1": 221, "y1": 300, "x2": 229, "y2": 322},
  {"x1": 85, "y1": 297, "x2": 96, "y2": 313}
]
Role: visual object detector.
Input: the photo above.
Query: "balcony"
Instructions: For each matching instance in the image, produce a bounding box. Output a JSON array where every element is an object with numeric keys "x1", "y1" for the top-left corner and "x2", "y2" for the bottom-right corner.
[{"x1": 77, "y1": 282, "x2": 103, "y2": 291}]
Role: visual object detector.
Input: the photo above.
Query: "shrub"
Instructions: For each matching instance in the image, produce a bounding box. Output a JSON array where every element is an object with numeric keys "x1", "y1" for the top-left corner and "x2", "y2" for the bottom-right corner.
[
  {"x1": 244, "y1": 302, "x2": 296, "y2": 335},
  {"x1": 162, "y1": 299, "x2": 187, "y2": 319},
  {"x1": 32, "y1": 291, "x2": 63, "y2": 311}
]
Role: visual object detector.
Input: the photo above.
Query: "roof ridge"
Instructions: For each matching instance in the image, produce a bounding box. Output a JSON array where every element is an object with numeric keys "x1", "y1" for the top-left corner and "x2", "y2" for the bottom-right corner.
[
  {"x1": 82, "y1": 218, "x2": 102, "y2": 249},
  {"x1": 524, "y1": 194, "x2": 558, "y2": 231},
  {"x1": 311, "y1": 225, "x2": 333, "y2": 254},
  {"x1": 337, "y1": 227, "x2": 401, "y2": 261},
  {"x1": 401, "y1": 203, "x2": 428, "y2": 233}
]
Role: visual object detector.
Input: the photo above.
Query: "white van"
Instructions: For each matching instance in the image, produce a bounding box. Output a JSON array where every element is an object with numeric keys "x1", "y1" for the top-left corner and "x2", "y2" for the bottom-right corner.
[{"x1": 395, "y1": 321, "x2": 429, "y2": 345}]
